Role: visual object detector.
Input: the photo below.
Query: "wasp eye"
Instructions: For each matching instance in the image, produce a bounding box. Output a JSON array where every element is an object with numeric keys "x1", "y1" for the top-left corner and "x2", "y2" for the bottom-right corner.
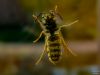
[
  {"x1": 42, "y1": 15, "x2": 44, "y2": 18},
  {"x1": 41, "y1": 17, "x2": 46, "y2": 24}
]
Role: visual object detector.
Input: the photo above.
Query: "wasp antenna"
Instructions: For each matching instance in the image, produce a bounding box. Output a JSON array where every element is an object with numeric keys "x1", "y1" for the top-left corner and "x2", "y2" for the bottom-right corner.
[
  {"x1": 54, "y1": 5, "x2": 58, "y2": 12},
  {"x1": 32, "y1": 14, "x2": 38, "y2": 22},
  {"x1": 32, "y1": 14, "x2": 37, "y2": 19}
]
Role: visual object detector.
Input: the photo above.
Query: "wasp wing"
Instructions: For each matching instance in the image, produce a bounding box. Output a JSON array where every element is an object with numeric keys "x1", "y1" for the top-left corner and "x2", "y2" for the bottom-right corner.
[{"x1": 59, "y1": 31, "x2": 76, "y2": 56}]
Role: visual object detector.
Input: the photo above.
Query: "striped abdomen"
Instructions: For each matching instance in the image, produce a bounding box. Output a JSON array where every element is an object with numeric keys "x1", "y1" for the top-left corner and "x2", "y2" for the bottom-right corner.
[{"x1": 47, "y1": 34, "x2": 62, "y2": 64}]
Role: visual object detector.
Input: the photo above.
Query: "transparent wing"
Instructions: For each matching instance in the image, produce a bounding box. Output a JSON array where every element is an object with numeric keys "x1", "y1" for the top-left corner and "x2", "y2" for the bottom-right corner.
[{"x1": 59, "y1": 31, "x2": 76, "y2": 56}]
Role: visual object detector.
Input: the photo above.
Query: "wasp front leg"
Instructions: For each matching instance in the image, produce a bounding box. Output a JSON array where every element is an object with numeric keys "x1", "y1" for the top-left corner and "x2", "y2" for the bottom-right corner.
[
  {"x1": 32, "y1": 14, "x2": 44, "y2": 30},
  {"x1": 33, "y1": 31, "x2": 44, "y2": 43},
  {"x1": 35, "y1": 37, "x2": 47, "y2": 65},
  {"x1": 59, "y1": 32, "x2": 76, "y2": 56},
  {"x1": 58, "y1": 20, "x2": 79, "y2": 31}
]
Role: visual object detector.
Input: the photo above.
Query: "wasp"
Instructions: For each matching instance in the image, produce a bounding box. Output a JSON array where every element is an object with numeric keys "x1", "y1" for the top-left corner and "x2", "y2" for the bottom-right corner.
[{"x1": 32, "y1": 6, "x2": 78, "y2": 65}]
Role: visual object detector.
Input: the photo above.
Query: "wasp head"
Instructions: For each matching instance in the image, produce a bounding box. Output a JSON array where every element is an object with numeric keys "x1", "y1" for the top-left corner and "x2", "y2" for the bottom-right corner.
[
  {"x1": 38, "y1": 10, "x2": 58, "y2": 34},
  {"x1": 40, "y1": 11, "x2": 55, "y2": 24}
]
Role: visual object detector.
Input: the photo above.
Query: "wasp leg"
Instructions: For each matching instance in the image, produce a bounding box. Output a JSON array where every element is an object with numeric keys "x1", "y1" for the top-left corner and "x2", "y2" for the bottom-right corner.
[
  {"x1": 59, "y1": 20, "x2": 79, "y2": 31},
  {"x1": 32, "y1": 14, "x2": 44, "y2": 30},
  {"x1": 59, "y1": 32, "x2": 76, "y2": 56},
  {"x1": 35, "y1": 40, "x2": 47, "y2": 65},
  {"x1": 33, "y1": 31, "x2": 44, "y2": 43}
]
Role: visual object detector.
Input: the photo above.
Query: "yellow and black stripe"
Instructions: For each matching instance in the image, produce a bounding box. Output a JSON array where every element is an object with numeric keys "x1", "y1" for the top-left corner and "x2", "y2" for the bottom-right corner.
[{"x1": 47, "y1": 34, "x2": 62, "y2": 63}]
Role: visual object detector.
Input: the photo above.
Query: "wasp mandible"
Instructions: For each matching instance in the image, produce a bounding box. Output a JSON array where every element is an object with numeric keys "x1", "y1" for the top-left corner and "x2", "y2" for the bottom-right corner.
[{"x1": 32, "y1": 6, "x2": 78, "y2": 65}]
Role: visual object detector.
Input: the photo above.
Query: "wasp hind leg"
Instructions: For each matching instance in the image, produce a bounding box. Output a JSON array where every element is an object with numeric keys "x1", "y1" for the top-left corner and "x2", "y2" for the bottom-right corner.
[
  {"x1": 59, "y1": 32, "x2": 76, "y2": 56},
  {"x1": 33, "y1": 31, "x2": 44, "y2": 43},
  {"x1": 35, "y1": 38, "x2": 47, "y2": 65}
]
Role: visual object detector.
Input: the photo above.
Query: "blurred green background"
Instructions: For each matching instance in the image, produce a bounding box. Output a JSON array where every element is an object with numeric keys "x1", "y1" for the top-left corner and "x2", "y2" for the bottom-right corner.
[{"x1": 0, "y1": 0, "x2": 98, "y2": 75}]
